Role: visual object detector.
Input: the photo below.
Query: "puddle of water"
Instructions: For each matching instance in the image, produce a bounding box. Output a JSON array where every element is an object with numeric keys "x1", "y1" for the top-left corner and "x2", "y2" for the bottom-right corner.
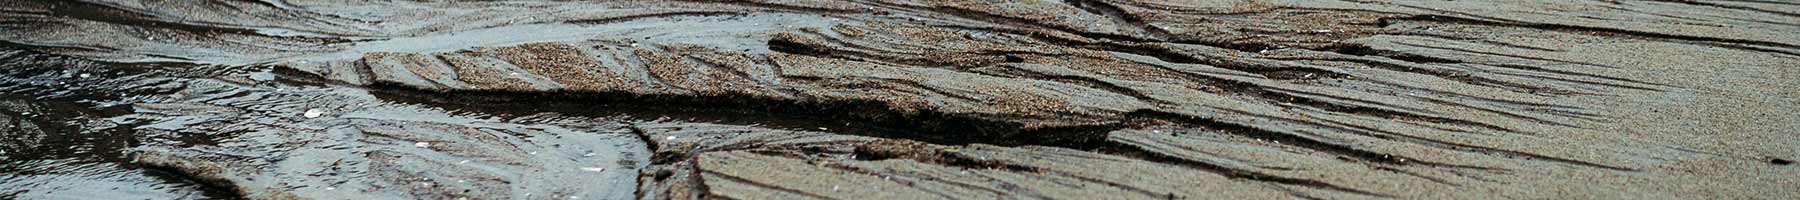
[{"x1": 0, "y1": 95, "x2": 234, "y2": 199}]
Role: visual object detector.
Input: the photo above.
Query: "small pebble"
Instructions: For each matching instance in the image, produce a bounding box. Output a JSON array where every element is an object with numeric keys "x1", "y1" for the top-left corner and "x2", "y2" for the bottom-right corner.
[{"x1": 303, "y1": 109, "x2": 324, "y2": 118}]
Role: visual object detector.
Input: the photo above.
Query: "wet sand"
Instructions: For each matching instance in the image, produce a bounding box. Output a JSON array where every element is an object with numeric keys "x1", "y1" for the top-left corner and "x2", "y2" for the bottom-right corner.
[{"x1": 1, "y1": 0, "x2": 1796, "y2": 199}]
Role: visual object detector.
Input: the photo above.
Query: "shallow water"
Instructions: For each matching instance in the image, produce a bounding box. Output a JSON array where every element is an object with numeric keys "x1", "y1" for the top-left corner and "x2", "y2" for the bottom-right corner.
[{"x1": 0, "y1": 95, "x2": 232, "y2": 199}]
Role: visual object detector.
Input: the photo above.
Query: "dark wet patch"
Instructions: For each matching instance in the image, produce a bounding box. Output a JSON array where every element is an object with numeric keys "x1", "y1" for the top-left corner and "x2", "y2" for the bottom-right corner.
[
  {"x1": 0, "y1": 46, "x2": 240, "y2": 199},
  {"x1": 0, "y1": 95, "x2": 238, "y2": 199},
  {"x1": 363, "y1": 83, "x2": 1110, "y2": 148}
]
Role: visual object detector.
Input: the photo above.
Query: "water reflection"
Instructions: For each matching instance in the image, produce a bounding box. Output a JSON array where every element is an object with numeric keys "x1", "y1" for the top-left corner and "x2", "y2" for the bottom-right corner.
[{"x1": 0, "y1": 96, "x2": 231, "y2": 199}]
